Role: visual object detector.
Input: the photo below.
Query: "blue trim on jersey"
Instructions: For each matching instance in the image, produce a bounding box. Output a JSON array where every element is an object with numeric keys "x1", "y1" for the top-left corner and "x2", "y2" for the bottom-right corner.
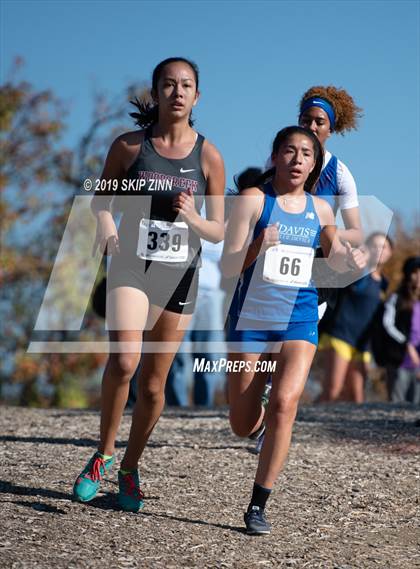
[
  {"x1": 317, "y1": 154, "x2": 338, "y2": 195},
  {"x1": 315, "y1": 154, "x2": 338, "y2": 211}
]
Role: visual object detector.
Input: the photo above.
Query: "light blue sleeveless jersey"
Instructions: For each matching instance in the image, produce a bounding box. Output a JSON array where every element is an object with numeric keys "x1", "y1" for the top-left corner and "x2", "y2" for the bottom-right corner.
[{"x1": 235, "y1": 183, "x2": 321, "y2": 327}]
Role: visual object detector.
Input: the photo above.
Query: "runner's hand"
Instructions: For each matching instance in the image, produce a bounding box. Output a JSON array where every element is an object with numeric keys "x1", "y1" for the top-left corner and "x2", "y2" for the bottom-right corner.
[
  {"x1": 92, "y1": 211, "x2": 120, "y2": 256},
  {"x1": 260, "y1": 222, "x2": 280, "y2": 252},
  {"x1": 345, "y1": 241, "x2": 366, "y2": 270},
  {"x1": 173, "y1": 189, "x2": 197, "y2": 222}
]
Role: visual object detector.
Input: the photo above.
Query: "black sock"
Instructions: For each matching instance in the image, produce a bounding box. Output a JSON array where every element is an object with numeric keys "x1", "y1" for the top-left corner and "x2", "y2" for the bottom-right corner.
[{"x1": 249, "y1": 483, "x2": 272, "y2": 511}]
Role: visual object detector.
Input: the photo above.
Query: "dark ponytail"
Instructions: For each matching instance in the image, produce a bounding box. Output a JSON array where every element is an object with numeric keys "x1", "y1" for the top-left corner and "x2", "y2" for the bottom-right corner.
[
  {"x1": 129, "y1": 97, "x2": 159, "y2": 129},
  {"x1": 256, "y1": 126, "x2": 324, "y2": 193},
  {"x1": 130, "y1": 57, "x2": 199, "y2": 129}
]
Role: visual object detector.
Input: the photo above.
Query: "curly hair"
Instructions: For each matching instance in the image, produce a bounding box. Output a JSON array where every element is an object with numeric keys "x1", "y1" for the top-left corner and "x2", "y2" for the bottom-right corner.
[{"x1": 299, "y1": 86, "x2": 363, "y2": 134}]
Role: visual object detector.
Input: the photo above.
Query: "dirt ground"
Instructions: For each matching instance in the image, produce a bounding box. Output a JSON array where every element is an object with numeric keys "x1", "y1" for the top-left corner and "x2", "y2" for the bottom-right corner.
[{"x1": 0, "y1": 403, "x2": 419, "y2": 568}]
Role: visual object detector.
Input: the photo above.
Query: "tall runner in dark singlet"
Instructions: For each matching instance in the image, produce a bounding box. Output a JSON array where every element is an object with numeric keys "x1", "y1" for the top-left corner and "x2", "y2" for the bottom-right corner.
[
  {"x1": 222, "y1": 126, "x2": 365, "y2": 535},
  {"x1": 73, "y1": 58, "x2": 225, "y2": 512}
]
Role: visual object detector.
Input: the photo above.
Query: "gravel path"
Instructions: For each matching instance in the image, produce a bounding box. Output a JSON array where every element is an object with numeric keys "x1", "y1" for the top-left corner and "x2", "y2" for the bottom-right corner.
[{"x1": 0, "y1": 404, "x2": 419, "y2": 568}]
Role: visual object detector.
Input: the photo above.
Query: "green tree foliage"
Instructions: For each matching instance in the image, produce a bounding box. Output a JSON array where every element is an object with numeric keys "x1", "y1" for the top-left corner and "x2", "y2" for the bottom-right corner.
[{"x1": 1, "y1": 58, "x2": 148, "y2": 406}]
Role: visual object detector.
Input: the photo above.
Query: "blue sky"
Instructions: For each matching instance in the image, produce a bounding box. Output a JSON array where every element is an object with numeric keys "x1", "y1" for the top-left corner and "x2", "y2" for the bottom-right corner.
[{"x1": 1, "y1": 0, "x2": 419, "y2": 224}]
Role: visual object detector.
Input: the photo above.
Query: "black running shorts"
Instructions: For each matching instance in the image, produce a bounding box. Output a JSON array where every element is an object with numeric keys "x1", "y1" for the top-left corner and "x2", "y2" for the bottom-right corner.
[{"x1": 107, "y1": 255, "x2": 198, "y2": 314}]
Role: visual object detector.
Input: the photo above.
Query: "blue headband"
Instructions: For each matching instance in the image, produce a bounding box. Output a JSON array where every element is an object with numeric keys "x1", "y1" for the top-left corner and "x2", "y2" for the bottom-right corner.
[{"x1": 300, "y1": 97, "x2": 336, "y2": 130}]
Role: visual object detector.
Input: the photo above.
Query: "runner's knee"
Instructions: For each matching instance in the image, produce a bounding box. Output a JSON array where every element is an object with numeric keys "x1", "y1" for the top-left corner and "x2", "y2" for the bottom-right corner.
[
  {"x1": 108, "y1": 354, "x2": 140, "y2": 382},
  {"x1": 138, "y1": 375, "x2": 166, "y2": 404},
  {"x1": 267, "y1": 394, "x2": 299, "y2": 422}
]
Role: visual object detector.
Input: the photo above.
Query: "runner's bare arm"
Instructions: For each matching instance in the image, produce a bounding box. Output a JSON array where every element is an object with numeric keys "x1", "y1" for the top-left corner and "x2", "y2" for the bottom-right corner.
[
  {"x1": 91, "y1": 133, "x2": 142, "y2": 255},
  {"x1": 315, "y1": 197, "x2": 365, "y2": 272},
  {"x1": 221, "y1": 188, "x2": 265, "y2": 277},
  {"x1": 339, "y1": 206, "x2": 363, "y2": 246},
  {"x1": 91, "y1": 137, "x2": 126, "y2": 216}
]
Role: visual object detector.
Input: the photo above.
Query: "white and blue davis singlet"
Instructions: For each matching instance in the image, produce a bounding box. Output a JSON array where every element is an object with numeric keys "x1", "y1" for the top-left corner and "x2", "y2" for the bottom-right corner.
[{"x1": 232, "y1": 183, "x2": 321, "y2": 331}]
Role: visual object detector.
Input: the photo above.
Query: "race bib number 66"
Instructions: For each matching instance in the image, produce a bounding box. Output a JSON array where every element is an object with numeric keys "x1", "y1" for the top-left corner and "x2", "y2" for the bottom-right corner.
[
  {"x1": 263, "y1": 244, "x2": 314, "y2": 287},
  {"x1": 137, "y1": 218, "x2": 189, "y2": 263}
]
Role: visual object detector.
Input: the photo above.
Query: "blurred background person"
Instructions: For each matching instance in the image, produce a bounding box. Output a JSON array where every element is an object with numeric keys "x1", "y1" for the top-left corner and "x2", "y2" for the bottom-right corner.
[
  {"x1": 371, "y1": 256, "x2": 420, "y2": 403},
  {"x1": 318, "y1": 232, "x2": 393, "y2": 403}
]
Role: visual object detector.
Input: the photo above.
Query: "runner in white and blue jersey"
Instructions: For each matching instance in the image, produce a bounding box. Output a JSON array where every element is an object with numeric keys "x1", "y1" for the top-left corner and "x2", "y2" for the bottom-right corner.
[
  {"x1": 234, "y1": 185, "x2": 322, "y2": 340},
  {"x1": 222, "y1": 126, "x2": 365, "y2": 535},
  {"x1": 298, "y1": 86, "x2": 363, "y2": 246},
  {"x1": 298, "y1": 86, "x2": 364, "y2": 313}
]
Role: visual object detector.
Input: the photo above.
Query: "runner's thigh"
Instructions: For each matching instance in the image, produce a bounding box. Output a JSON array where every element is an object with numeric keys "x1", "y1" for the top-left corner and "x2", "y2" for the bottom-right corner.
[{"x1": 106, "y1": 286, "x2": 149, "y2": 331}]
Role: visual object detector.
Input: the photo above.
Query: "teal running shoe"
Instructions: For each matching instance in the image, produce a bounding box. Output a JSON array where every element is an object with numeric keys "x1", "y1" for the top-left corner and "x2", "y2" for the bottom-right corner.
[
  {"x1": 118, "y1": 470, "x2": 144, "y2": 513},
  {"x1": 73, "y1": 452, "x2": 114, "y2": 502},
  {"x1": 261, "y1": 379, "x2": 272, "y2": 409}
]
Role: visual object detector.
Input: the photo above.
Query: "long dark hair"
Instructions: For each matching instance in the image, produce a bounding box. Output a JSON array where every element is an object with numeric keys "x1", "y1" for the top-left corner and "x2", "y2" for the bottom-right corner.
[
  {"x1": 130, "y1": 57, "x2": 200, "y2": 129},
  {"x1": 397, "y1": 256, "x2": 420, "y2": 310},
  {"x1": 256, "y1": 126, "x2": 324, "y2": 193}
]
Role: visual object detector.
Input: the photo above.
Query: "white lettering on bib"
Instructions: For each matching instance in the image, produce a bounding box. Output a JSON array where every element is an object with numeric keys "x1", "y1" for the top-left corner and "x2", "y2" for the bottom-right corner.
[
  {"x1": 137, "y1": 218, "x2": 189, "y2": 262},
  {"x1": 263, "y1": 244, "x2": 314, "y2": 287}
]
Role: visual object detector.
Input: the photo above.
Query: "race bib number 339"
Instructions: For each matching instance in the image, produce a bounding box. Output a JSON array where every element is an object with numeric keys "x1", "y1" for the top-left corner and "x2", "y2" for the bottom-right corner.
[
  {"x1": 137, "y1": 218, "x2": 189, "y2": 262},
  {"x1": 263, "y1": 244, "x2": 314, "y2": 287}
]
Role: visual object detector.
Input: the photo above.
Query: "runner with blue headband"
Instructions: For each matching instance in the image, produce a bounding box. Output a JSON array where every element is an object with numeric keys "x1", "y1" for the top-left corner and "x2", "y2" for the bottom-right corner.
[
  {"x1": 299, "y1": 87, "x2": 369, "y2": 405},
  {"x1": 264, "y1": 86, "x2": 363, "y2": 246},
  {"x1": 298, "y1": 85, "x2": 363, "y2": 248},
  {"x1": 300, "y1": 96, "x2": 336, "y2": 130}
]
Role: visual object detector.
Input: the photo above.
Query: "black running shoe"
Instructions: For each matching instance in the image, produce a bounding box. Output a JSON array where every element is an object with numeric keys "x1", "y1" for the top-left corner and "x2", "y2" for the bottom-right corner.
[
  {"x1": 248, "y1": 422, "x2": 266, "y2": 441},
  {"x1": 244, "y1": 505, "x2": 271, "y2": 535}
]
